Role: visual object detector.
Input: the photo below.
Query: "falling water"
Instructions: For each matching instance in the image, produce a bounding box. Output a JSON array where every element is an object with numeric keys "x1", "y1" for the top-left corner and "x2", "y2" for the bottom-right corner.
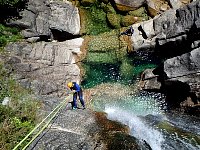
[
  {"x1": 102, "y1": 91, "x2": 200, "y2": 150},
  {"x1": 105, "y1": 106, "x2": 165, "y2": 150}
]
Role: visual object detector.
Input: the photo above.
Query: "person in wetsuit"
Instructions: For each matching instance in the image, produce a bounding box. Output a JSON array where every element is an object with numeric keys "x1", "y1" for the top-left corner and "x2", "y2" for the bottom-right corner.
[{"x1": 67, "y1": 82, "x2": 85, "y2": 109}]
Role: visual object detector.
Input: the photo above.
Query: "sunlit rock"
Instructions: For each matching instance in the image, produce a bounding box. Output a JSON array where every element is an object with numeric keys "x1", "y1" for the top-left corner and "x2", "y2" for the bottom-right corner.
[
  {"x1": 49, "y1": 1, "x2": 80, "y2": 35},
  {"x1": 168, "y1": 0, "x2": 183, "y2": 9},
  {"x1": 131, "y1": 19, "x2": 156, "y2": 52},
  {"x1": 5, "y1": 38, "x2": 84, "y2": 96},
  {"x1": 7, "y1": 0, "x2": 51, "y2": 38},
  {"x1": 113, "y1": 0, "x2": 146, "y2": 11}
]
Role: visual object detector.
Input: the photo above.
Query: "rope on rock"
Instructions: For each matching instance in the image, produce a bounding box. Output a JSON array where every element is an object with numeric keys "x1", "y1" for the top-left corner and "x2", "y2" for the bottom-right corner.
[{"x1": 13, "y1": 94, "x2": 71, "y2": 150}]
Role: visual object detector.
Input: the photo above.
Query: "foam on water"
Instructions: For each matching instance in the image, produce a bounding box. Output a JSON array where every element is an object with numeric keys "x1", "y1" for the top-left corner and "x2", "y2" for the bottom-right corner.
[{"x1": 105, "y1": 106, "x2": 164, "y2": 150}]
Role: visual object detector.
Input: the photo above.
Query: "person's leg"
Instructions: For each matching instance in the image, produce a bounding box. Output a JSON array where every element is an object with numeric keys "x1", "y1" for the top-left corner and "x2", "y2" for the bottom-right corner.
[
  {"x1": 73, "y1": 92, "x2": 78, "y2": 109},
  {"x1": 78, "y1": 89, "x2": 85, "y2": 108}
]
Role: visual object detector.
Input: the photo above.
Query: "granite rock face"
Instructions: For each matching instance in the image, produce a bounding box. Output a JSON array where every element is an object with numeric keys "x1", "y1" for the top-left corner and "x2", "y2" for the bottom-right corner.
[
  {"x1": 5, "y1": 38, "x2": 84, "y2": 96},
  {"x1": 7, "y1": 0, "x2": 80, "y2": 40},
  {"x1": 28, "y1": 109, "x2": 104, "y2": 150},
  {"x1": 135, "y1": 1, "x2": 200, "y2": 110}
]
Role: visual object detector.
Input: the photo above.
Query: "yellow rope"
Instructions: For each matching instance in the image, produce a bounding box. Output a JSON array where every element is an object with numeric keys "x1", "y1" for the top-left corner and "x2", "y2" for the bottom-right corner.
[{"x1": 13, "y1": 96, "x2": 70, "y2": 150}]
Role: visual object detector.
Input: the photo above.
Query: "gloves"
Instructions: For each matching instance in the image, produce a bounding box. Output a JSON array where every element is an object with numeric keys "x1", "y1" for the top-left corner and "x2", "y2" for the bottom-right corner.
[{"x1": 72, "y1": 90, "x2": 76, "y2": 93}]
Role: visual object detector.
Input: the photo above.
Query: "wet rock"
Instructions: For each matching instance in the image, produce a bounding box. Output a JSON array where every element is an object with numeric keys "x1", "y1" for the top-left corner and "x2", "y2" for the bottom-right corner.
[
  {"x1": 139, "y1": 69, "x2": 161, "y2": 91},
  {"x1": 28, "y1": 109, "x2": 104, "y2": 150}
]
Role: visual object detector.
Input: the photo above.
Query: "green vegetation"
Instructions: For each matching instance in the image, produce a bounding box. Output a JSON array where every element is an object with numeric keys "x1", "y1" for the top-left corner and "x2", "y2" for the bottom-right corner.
[
  {"x1": 0, "y1": 24, "x2": 22, "y2": 49},
  {"x1": 81, "y1": 4, "x2": 111, "y2": 35},
  {"x1": 0, "y1": 0, "x2": 28, "y2": 22},
  {"x1": 0, "y1": 0, "x2": 27, "y2": 7},
  {"x1": 129, "y1": 7, "x2": 150, "y2": 21},
  {"x1": 88, "y1": 30, "x2": 119, "y2": 52},
  {"x1": 107, "y1": 13, "x2": 121, "y2": 29},
  {"x1": 0, "y1": 64, "x2": 40, "y2": 149}
]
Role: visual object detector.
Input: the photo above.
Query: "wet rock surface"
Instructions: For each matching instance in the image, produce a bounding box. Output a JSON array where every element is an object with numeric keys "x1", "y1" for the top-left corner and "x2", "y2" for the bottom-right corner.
[{"x1": 28, "y1": 108, "x2": 103, "y2": 150}]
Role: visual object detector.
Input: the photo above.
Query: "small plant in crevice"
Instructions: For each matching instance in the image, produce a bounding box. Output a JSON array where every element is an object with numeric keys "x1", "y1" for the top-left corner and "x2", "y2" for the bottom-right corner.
[{"x1": 0, "y1": 24, "x2": 22, "y2": 51}]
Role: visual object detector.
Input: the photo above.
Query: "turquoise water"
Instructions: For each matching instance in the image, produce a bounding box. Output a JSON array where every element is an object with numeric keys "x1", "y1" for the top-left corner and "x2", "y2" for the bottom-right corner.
[{"x1": 82, "y1": 62, "x2": 156, "y2": 89}]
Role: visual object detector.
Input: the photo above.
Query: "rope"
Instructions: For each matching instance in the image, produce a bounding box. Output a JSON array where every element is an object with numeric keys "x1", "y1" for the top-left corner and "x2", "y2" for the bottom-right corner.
[{"x1": 13, "y1": 95, "x2": 71, "y2": 150}]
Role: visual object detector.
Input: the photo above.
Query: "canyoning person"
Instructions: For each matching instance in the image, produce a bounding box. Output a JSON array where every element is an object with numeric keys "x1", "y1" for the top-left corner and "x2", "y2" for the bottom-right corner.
[
  {"x1": 120, "y1": 26, "x2": 134, "y2": 36},
  {"x1": 67, "y1": 82, "x2": 85, "y2": 110}
]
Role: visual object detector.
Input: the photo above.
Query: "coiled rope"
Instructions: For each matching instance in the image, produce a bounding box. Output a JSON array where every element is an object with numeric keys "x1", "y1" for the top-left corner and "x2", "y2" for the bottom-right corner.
[{"x1": 13, "y1": 95, "x2": 71, "y2": 150}]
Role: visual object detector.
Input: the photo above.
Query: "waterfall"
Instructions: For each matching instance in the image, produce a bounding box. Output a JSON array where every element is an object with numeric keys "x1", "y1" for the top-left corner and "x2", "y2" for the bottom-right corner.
[
  {"x1": 104, "y1": 92, "x2": 167, "y2": 150},
  {"x1": 103, "y1": 92, "x2": 200, "y2": 150},
  {"x1": 105, "y1": 106, "x2": 164, "y2": 150}
]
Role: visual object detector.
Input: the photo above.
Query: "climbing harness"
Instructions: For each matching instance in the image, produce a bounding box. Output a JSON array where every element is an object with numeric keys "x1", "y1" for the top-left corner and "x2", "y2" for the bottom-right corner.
[{"x1": 13, "y1": 94, "x2": 71, "y2": 150}]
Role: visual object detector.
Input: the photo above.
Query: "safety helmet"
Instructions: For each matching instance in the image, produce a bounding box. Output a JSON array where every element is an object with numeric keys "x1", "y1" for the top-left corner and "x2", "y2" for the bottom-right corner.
[{"x1": 67, "y1": 82, "x2": 73, "y2": 88}]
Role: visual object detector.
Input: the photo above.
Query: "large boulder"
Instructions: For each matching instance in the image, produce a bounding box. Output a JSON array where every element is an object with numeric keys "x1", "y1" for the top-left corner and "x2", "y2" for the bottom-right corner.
[
  {"x1": 146, "y1": 0, "x2": 170, "y2": 18},
  {"x1": 7, "y1": 0, "x2": 51, "y2": 39},
  {"x1": 154, "y1": 0, "x2": 200, "y2": 57},
  {"x1": 49, "y1": 1, "x2": 80, "y2": 35},
  {"x1": 7, "y1": 0, "x2": 81, "y2": 40},
  {"x1": 136, "y1": 1, "x2": 200, "y2": 111}
]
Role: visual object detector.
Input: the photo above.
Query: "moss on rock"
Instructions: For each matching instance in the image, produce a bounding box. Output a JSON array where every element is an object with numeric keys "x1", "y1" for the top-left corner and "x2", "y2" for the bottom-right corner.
[
  {"x1": 107, "y1": 13, "x2": 121, "y2": 29},
  {"x1": 119, "y1": 60, "x2": 134, "y2": 79},
  {"x1": 88, "y1": 30, "x2": 120, "y2": 52},
  {"x1": 86, "y1": 52, "x2": 118, "y2": 63},
  {"x1": 80, "y1": 0, "x2": 96, "y2": 6},
  {"x1": 128, "y1": 7, "x2": 149, "y2": 21},
  {"x1": 79, "y1": 5, "x2": 111, "y2": 35},
  {"x1": 121, "y1": 15, "x2": 138, "y2": 27}
]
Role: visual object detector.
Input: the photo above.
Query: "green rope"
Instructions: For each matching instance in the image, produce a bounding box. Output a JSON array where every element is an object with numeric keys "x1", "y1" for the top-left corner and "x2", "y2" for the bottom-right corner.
[
  {"x1": 22, "y1": 99, "x2": 67, "y2": 150},
  {"x1": 13, "y1": 96, "x2": 70, "y2": 150}
]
